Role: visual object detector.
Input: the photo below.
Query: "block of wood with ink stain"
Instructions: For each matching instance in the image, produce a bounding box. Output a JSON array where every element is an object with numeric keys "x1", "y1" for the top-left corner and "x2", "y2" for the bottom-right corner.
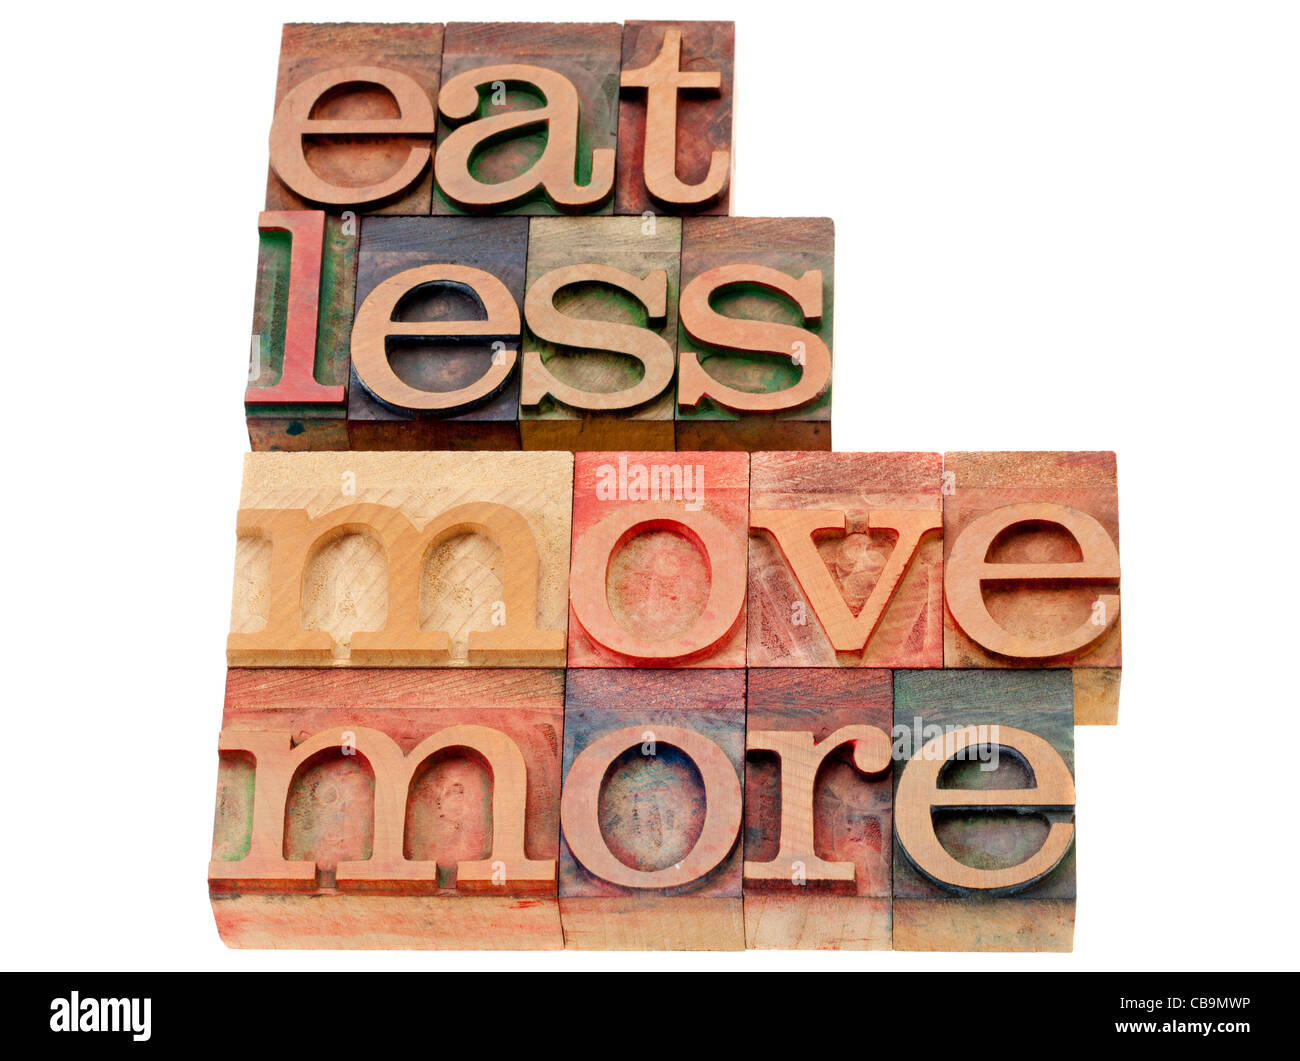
[
  {"x1": 567, "y1": 451, "x2": 749, "y2": 668},
  {"x1": 744, "y1": 669, "x2": 894, "y2": 949},
  {"x1": 942, "y1": 451, "x2": 1121, "y2": 724},
  {"x1": 675, "y1": 217, "x2": 834, "y2": 451},
  {"x1": 210, "y1": 668, "x2": 564, "y2": 949},
  {"x1": 519, "y1": 216, "x2": 681, "y2": 451},
  {"x1": 891, "y1": 669, "x2": 1076, "y2": 953},
  {"x1": 433, "y1": 23, "x2": 621, "y2": 216},
  {"x1": 558, "y1": 669, "x2": 745, "y2": 949},
  {"x1": 347, "y1": 215, "x2": 527, "y2": 450},
  {"x1": 246, "y1": 211, "x2": 357, "y2": 450},
  {"x1": 748, "y1": 452, "x2": 944, "y2": 668},
  {"x1": 226, "y1": 450, "x2": 572, "y2": 667},
  {"x1": 266, "y1": 23, "x2": 443, "y2": 215},
  {"x1": 616, "y1": 21, "x2": 734, "y2": 216}
]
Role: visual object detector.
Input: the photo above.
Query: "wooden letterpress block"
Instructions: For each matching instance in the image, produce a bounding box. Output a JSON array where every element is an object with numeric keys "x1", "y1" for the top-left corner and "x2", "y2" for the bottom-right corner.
[
  {"x1": 748, "y1": 452, "x2": 944, "y2": 668},
  {"x1": 226, "y1": 451, "x2": 571, "y2": 667},
  {"x1": 942, "y1": 452, "x2": 1122, "y2": 724},
  {"x1": 433, "y1": 23, "x2": 621, "y2": 216},
  {"x1": 744, "y1": 670, "x2": 894, "y2": 950},
  {"x1": 892, "y1": 669, "x2": 1076, "y2": 952},
  {"x1": 675, "y1": 218, "x2": 834, "y2": 451},
  {"x1": 558, "y1": 669, "x2": 745, "y2": 949},
  {"x1": 567, "y1": 451, "x2": 749, "y2": 668},
  {"x1": 246, "y1": 211, "x2": 356, "y2": 451},
  {"x1": 266, "y1": 23, "x2": 442, "y2": 214},
  {"x1": 616, "y1": 21, "x2": 734, "y2": 216},
  {"x1": 519, "y1": 217, "x2": 681, "y2": 451},
  {"x1": 347, "y1": 216, "x2": 527, "y2": 450},
  {"x1": 210, "y1": 668, "x2": 564, "y2": 949}
]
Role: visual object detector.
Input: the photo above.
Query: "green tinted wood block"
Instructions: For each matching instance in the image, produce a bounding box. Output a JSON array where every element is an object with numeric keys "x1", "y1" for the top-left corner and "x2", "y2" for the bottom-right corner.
[
  {"x1": 675, "y1": 217, "x2": 833, "y2": 451},
  {"x1": 247, "y1": 215, "x2": 357, "y2": 451},
  {"x1": 892, "y1": 669, "x2": 1076, "y2": 952},
  {"x1": 520, "y1": 216, "x2": 680, "y2": 451}
]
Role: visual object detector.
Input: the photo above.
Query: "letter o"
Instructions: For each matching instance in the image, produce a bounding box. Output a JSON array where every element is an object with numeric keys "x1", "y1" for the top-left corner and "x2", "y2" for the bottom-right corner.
[
  {"x1": 560, "y1": 724, "x2": 741, "y2": 890},
  {"x1": 569, "y1": 504, "x2": 746, "y2": 663}
]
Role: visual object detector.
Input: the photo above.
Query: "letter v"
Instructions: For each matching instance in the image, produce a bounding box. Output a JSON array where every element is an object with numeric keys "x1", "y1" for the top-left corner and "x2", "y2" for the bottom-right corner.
[{"x1": 750, "y1": 508, "x2": 941, "y2": 658}]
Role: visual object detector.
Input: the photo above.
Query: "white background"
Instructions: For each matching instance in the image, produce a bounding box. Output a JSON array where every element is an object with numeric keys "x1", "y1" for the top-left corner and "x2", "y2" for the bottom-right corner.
[{"x1": 4, "y1": 1, "x2": 1296, "y2": 971}]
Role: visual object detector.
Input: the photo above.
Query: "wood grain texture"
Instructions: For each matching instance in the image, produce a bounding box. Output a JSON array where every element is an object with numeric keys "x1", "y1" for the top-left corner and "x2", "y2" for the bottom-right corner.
[
  {"x1": 676, "y1": 217, "x2": 834, "y2": 451},
  {"x1": 1073, "y1": 667, "x2": 1121, "y2": 725},
  {"x1": 567, "y1": 451, "x2": 749, "y2": 667},
  {"x1": 748, "y1": 452, "x2": 944, "y2": 668},
  {"x1": 558, "y1": 669, "x2": 745, "y2": 950},
  {"x1": 265, "y1": 23, "x2": 442, "y2": 214},
  {"x1": 347, "y1": 215, "x2": 527, "y2": 450},
  {"x1": 210, "y1": 668, "x2": 564, "y2": 949},
  {"x1": 892, "y1": 669, "x2": 1076, "y2": 952},
  {"x1": 891, "y1": 898, "x2": 1075, "y2": 952},
  {"x1": 247, "y1": 211, "x2": 356, "y2": 451},
  {"x1": 226, "y1": 451, "x2": 571, "y2": 667},
  {"x1": 942, "y1": 451, "x2": 1121, "y2": 725},
  {"x1": 744, "y1": 669, "x2": 894, "y2": 950},
  {"x1": 433, "y1": 23, "x2": 621, "y2": 216},
  {"x1": 519, "y1": 216, "x2": 681, "y2": 451},
  {"x1": 616, "y1": 21, "x2": 734, "y2": 216}
]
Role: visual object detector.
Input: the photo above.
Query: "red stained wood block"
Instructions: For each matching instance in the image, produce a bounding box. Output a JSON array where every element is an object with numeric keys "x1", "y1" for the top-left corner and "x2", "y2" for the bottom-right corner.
[
  {"x1": 558, "y1": 669, "x2": 746, "y2": 949},
  {"x1": 748, "y1": 452, "x2": 944, "y2": 668},
  {"x1": 246, "y1": 210, "x2": 356, "y2": 451},
  {"x1": 210, "y1": 668, "x2": 565, "y2": 949},
  {"x1": 942, "y1": 451, "x2": 1122, "y2": 724},
  {"x1": 266, "y1": 23, "x2": 443, "y2": 215},
  {"x1": 892, "y1": 669, "x2": 1076, "y2": 952},
  {"x1": 744, "y1": 670, "x2": 894, "y2": 949},
  {"x1": 567, "y1": 451, "x2": 749, "y2": 668},
  {"x1": 616, "y1": 21, "x2": 734, "y2": 216},
  {"x1": 347, "y1": 215, "x2": 528, "y2": 450},
  {"x1": 433, "y1": 23, "x2": 621, "y2": 216},
  {"x1": 675, "y1": 217, "x2": 834, "y2": 451}
]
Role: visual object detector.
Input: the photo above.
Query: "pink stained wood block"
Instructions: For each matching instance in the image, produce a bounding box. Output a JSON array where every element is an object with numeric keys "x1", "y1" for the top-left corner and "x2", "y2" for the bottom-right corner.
[
  {"x1": 210, "y1": 668, "x2": 565, "y2": 949},
  {"x1": 942, "y1": 451, "x2": 1121, "y2": 671},
  {"x1": 748, "y1": 452, "x2": 944, "y2": 668},
  {"x1": 567, "y1": 451, "x2": 749, "y2": 668}
]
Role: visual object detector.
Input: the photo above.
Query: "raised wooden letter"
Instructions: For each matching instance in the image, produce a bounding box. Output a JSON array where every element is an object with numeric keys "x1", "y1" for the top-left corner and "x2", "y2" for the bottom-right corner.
[
  {"x1": 433, "y1": 24, "x2": 621, "y2": 215},
  {"x1": 347, "y1": 216, "x2": 528, "y2": 450},
  {"x1": 676, "y1": 218, "x2": 834, "y2": 450},
  {"x1": 265, "y1": 24, "x2": 442, "y2": 214},
  {"x1": 227, "y1": 452, "x2": 572, "y2": 667},
  {"x1": 558, "y1": 670, "x2": 745, "y2": 949},
  {"x1": 519, "y1": 216, "x2": 683, "y2": 451},
  {"x1": 352, "y1": 264, "x2": 520, "y2": 414},
  {"x1": 749, "y1": 452, "x2": 944, "y2": 667},
  {"x1": 744, "y1": 670, "x2": 895, "y2": 949},
  {"x1": 896, "y1": 725, "x2": 1075, "y2": 892},
  {"x1": 892, "y1": 669, "x2": 1077, "y2": 952},
  {"x1": 617, "y1": 22, "x2": 734, "y2": 213},
  {"x1": 942, "y1": 451, "x2": 1122, "y2": 724},
  {"x1": 946, "y1": 503, "x2": 1120, "y2": 661},
  {"x1": 210, "y1": 669, "x2": 564, "y2": 949},
  {"x1": 246, "y1": 210, "x2": 356, "y2": 451},
  {"x1": 567, "y1": 451, "x2": 749, "y2": 667},
  {"x1": 522, "y1": 265, "x2": 672, "y2": 409}
]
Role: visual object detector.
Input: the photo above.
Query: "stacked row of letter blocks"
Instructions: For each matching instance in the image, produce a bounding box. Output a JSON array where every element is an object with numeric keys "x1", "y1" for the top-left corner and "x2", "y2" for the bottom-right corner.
[{"x1": 213, "y1": 21, "x2": 1122, "y2": 952}]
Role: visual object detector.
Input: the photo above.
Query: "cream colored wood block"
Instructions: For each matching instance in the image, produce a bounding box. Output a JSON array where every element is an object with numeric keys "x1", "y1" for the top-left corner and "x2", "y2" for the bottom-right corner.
[{"x1": 227, "y1": 451, "x2": 573, "y2": 667}]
